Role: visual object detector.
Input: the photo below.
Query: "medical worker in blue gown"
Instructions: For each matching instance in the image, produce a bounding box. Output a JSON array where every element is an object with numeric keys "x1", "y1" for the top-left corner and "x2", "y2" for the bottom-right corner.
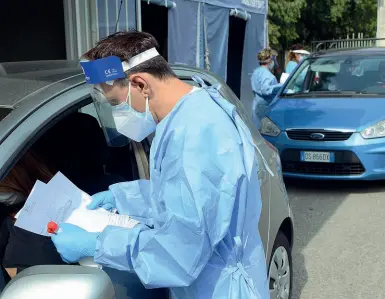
[
  {"x1": 251, "y1": 48, "x2": 283, "y2": 130},
  {"x1": 285, "y1": 44, "x2": 310, "y2": 75},
  {"x1": 52, "y1": 31, "x2": 269, "y2": 299}
]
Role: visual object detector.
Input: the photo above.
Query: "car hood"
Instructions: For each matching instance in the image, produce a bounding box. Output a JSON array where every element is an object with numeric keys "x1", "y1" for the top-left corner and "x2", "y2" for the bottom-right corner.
[{"x1": 267, "y1": 97, "x2": 385, "y2": 130}]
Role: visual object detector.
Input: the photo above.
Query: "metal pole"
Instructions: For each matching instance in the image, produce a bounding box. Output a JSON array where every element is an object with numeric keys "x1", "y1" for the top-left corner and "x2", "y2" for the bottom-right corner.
[
  {"x1": 136, "y1": 0, "x2": 142, "y2": 31},
  {"x1": 378, "y1": 0, "x2": 385, "y2": 46}
]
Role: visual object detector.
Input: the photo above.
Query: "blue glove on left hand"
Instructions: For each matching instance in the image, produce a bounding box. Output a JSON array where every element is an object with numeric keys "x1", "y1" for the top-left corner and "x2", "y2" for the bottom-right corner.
[
  {"x1": 51, "y1": 223, "x2": 99, "y2": 264},
  {"x1": 87, "y1": 190, "x2": 116, "y2": 211}
]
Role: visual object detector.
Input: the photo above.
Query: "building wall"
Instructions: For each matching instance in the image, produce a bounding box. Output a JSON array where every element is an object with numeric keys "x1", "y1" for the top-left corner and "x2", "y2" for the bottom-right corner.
[
  {"x1": 378, "y1": 0, "x2": 385, "y2": 46},
  {"x1": 64, "y1": 0, "x2": 136, "y2": 60}
]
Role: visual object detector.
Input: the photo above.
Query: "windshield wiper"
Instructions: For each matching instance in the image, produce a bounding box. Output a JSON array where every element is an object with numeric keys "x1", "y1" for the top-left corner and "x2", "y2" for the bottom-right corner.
[
  {"x1": 280, "y1": 92, "x2": 311, "y2": 97},
  {"x1": 281, "y1": 91, "x2": 383, "y2": 97}
]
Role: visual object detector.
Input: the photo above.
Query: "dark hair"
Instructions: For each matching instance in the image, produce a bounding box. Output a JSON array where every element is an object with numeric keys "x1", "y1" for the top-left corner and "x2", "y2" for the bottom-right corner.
[
  {"x1": 285, "y1": 44, "x2": 306, "y2": 67},
  {"x1": 290, "y1": 44, "x2": 305, "y2": 51},
  {"x1": 82, "y1": 30, "x2": 176, "y2": 83},
  {"x1": 0, "y1": 150, "x2": 54, "y2": 196}
]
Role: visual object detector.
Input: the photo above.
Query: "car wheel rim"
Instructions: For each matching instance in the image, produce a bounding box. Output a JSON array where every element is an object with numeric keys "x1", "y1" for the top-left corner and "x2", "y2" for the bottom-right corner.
[{"x1": 269, "y1": 246, "x2": 290, "y2": 299}]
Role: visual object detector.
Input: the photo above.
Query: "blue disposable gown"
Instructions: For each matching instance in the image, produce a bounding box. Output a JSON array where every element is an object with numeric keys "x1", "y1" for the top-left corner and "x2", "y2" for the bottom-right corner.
[
  {"x1": 251, "y1": 66, "x2": 282, "y2": 129},
  {"x1": 285, "y1": 61, "x2": 298, "y2": 74},
  {"x1": 94, "y1": 82, "x2": 269, "y2": 299}
]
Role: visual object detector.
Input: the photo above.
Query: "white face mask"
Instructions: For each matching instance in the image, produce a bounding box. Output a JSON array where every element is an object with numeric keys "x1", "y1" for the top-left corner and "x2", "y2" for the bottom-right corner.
[{"x1": 111, "y1": 83, "x2": 156, "y2": 142}]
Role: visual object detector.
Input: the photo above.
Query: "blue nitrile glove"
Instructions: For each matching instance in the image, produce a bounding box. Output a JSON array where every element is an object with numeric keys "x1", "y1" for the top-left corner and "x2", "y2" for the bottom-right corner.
[
  {"x1": 51, "y1": 223, "x2": 99, "y2": 264},
  {"x1": 87, "y1": 190, "x2": 116, "y2": 211}
]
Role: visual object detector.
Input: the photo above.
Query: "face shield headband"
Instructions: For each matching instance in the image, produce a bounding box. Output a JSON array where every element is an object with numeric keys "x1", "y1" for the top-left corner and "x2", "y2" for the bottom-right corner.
[
  {"x1": 80, "y1": 47, "x2": 160, "y2": 85},
  {"x1": 82, "y1": 48, "x2": 160, "y2": 147},
  {"x1": 291, "y1": 49, "x2": 310, "y2": 55}
]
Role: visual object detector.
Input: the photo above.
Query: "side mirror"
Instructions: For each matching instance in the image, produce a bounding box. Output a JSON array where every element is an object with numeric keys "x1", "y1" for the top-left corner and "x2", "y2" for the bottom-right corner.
[{"x1": 0, "y1": 265, "x2": 115, "y2": 299}]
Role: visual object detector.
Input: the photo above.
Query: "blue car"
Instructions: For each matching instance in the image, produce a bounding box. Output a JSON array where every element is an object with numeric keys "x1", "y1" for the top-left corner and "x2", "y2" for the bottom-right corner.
[{"x1": 260, "y1": 48, "x2": 385, "y2": 180}]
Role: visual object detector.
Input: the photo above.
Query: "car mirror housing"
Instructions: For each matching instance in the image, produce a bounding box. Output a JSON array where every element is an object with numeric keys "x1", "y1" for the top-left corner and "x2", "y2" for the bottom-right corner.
[{"x1": 0, "y1": 265, "x2": 115, "y2": 299}]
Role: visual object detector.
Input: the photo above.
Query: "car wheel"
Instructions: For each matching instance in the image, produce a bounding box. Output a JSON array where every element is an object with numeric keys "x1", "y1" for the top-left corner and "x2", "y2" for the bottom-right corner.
[{"x1": 268, "y1": 231, "x2": 292, "y2": 299}]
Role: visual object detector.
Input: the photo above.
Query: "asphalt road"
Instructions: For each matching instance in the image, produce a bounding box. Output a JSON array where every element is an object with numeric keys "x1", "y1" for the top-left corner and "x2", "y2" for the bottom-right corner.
[{"x1": 286, "y1": 179, "x2": 385, "y2": 299}]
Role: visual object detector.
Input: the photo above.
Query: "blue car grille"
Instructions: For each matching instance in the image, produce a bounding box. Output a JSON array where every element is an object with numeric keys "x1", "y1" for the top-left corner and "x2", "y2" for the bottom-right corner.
[
  {"x1": 286, "y1": 130, "x2": 353, "y2": 141},
  {"x1": 282, "y1": 162, "x2": 365, "y2": 175},
  {"x1": 281, "y1": 149, "x2": 365, "y2": 176}
]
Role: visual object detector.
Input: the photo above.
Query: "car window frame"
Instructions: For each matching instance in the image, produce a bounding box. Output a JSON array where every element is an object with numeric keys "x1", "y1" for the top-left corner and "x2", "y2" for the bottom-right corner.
[{"x1": 0, "y1": 84, "x2": 92, "y2": 180}]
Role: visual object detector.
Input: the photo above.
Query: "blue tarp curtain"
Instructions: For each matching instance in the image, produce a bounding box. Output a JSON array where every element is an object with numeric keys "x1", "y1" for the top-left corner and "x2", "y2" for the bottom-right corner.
[
  {"x1": 168, "y1": 0, "x2": 200, "y2": 67},
  {"x1": 203, "y1": 4, "x2": 230, "y2": 81},
  {"x1": 188, "y1": 0, "x2": 267, "y2": 15},
  {"x1": 169, "y1": 0, "x2": 267, "y2": 117},
  {"x1": 168, "y1": 1, "x2": 230, "y2": 81},
  {"x1": 240, "y1": 12, "x2": 266, "y2": 115}
]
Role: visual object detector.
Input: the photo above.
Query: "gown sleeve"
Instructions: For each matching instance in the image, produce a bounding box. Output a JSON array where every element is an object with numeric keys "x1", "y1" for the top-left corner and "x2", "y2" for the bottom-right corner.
[{"x1": 109, "y1": 179, "x2": 153, "y2": 225}]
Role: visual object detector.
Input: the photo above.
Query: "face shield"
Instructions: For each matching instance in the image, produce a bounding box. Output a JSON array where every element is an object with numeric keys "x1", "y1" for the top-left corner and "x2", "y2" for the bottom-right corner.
[
  {"x1": 80, "y1": 48, "x2": 159, "y2": 147},
  {"x1": 91, "y1": 86, "x2": 130, "y2": 147},
  {"x1": 292, "y1": 49, "x2": 310, "y2": 62}
]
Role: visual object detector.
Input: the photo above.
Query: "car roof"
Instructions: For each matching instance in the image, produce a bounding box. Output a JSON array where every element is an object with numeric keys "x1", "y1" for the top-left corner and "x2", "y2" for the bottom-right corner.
[
  {"x1": 310, "y1": 47, "x2": 385, "y2": 58},
  {"x1": 0, "y1": 61, "x2": 83, "y2": 108},
  {"x1": 0, "y1": 60, "x2": 223, "y2": 109}
]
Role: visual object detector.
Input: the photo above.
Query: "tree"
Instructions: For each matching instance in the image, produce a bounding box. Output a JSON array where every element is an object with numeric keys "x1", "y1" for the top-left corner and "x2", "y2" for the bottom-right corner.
[
  {"x1": 268, "y1": 0, "x2": 306, "y2": 50},
  {"x1": 299, "y1": 0, "x2": 377, "y2": 43},
  {"x1": 338, "y1": 0, "x2": 377, "y2": 38}
]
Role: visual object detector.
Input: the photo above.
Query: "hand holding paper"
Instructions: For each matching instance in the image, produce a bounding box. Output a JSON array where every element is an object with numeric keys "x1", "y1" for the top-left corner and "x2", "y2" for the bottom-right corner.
[
  {"x1": 87, "y1": 190, "x2": 116, "y2": 211},
  {"x1": 15, "y1": 172, "x2": 139, "y2": 236},
  {"x1": 51, "y1": 223, "x2": 99, "y2": 264}
]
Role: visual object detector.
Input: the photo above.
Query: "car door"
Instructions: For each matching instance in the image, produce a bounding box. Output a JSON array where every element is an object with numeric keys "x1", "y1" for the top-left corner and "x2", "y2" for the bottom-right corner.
[
  {"x1": 0, "y1": 83, "x2": 170, "y2": 299},
  {"x1": 216, "y1": 79, "x2": 272, "y2": 259}
]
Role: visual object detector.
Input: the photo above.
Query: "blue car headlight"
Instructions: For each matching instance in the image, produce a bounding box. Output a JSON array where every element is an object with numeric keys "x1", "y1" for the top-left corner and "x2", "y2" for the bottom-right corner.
[
  {"x1": 360, "y1": 120, "x2": 385, "y2": 139},
  {"x1": 260, "y1": 117, "x2": 281, "y2": 137}
]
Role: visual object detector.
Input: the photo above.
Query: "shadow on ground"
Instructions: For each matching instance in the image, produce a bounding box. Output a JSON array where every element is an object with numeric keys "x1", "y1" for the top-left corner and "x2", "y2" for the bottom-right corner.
[{"x1": 284, "y1": 179, "x2": 385, "y2": 299}]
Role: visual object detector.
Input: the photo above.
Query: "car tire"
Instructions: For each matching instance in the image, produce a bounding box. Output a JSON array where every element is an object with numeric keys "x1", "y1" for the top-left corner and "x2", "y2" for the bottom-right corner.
[{"x1": 268, "y1": 231, "x2": 292, "y2": 299}]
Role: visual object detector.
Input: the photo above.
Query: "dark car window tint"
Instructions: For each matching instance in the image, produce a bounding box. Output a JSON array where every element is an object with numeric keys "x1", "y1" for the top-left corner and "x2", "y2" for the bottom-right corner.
[{"x1": 0, "y1": 108, "x2": 12, "y2": 122}]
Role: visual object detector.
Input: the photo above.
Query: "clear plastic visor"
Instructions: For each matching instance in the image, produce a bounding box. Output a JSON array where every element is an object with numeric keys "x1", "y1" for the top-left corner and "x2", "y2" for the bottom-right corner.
[{"x1": 90, "y1": 87, "x2": 130, "y2": 147}]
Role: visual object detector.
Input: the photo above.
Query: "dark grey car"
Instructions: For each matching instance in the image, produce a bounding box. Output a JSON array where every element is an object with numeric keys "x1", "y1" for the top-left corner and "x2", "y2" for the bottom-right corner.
[{"x1": 0, "y1": 61, "x2": 293, "y2": 299}]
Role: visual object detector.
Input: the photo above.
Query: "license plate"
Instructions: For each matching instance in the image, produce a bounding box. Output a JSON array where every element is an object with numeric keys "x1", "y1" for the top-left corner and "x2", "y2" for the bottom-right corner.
[{"x1": 300, "y1": 151, "x2": 335, "y2": 163}]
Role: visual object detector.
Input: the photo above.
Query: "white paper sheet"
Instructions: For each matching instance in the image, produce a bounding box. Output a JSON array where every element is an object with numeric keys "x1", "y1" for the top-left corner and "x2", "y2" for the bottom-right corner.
[
  {"x1": 15, "y1": 172, "x2": 139, "y2": 236},
  {"x1": 280, "y1": 72, "x2": 290, "y2": 84}
]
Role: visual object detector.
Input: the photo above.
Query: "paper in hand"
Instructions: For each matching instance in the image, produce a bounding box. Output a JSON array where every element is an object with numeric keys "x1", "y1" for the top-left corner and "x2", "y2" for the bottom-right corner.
[{"x1": 15, "y1": 172, "x2": 139, "y2": 236}]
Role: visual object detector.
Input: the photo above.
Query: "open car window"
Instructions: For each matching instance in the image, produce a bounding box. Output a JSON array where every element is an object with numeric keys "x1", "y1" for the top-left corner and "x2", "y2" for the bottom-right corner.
[{"x1": 281, "y1": 55, "x2": 385, "y2": 96}]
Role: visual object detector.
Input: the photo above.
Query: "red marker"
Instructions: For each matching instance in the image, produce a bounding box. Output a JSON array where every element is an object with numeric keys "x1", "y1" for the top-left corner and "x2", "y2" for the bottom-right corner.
[{"x1": 47, "y1": 221, "x2": 59, "y2": 235}]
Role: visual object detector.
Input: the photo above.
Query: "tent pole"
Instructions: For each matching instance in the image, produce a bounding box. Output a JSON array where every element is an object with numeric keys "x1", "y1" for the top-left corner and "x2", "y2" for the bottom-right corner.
[{"x1": 136, "y1": 0, "x2": 142, "y2": 31}]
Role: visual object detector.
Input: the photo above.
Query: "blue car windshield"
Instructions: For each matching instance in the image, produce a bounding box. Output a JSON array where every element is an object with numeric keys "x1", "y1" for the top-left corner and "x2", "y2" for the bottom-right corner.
[{"x1": 281, "y1": 55, "x2": 385, "y2": 97}]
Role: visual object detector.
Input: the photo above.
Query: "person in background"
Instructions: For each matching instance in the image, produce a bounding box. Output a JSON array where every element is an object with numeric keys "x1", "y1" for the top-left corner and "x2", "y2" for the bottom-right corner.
[
  {"x1": 285, "y1": 44, "x2": 310, "y2": 75},
  {"x1": 251, "y1": 47, "x2": 283, "y2": 130},
  {"x1": 0, "y1": 150, "x2": 65, "y2": 281},
  {"x1": 272, "y1": 51, "x2": 283, "y2": 81}
]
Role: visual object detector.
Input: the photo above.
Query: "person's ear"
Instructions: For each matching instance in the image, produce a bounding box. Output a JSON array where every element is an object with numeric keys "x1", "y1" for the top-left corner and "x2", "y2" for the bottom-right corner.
[{"x1": 129, "y1": 74, "x2": 151, "y2": 98}]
